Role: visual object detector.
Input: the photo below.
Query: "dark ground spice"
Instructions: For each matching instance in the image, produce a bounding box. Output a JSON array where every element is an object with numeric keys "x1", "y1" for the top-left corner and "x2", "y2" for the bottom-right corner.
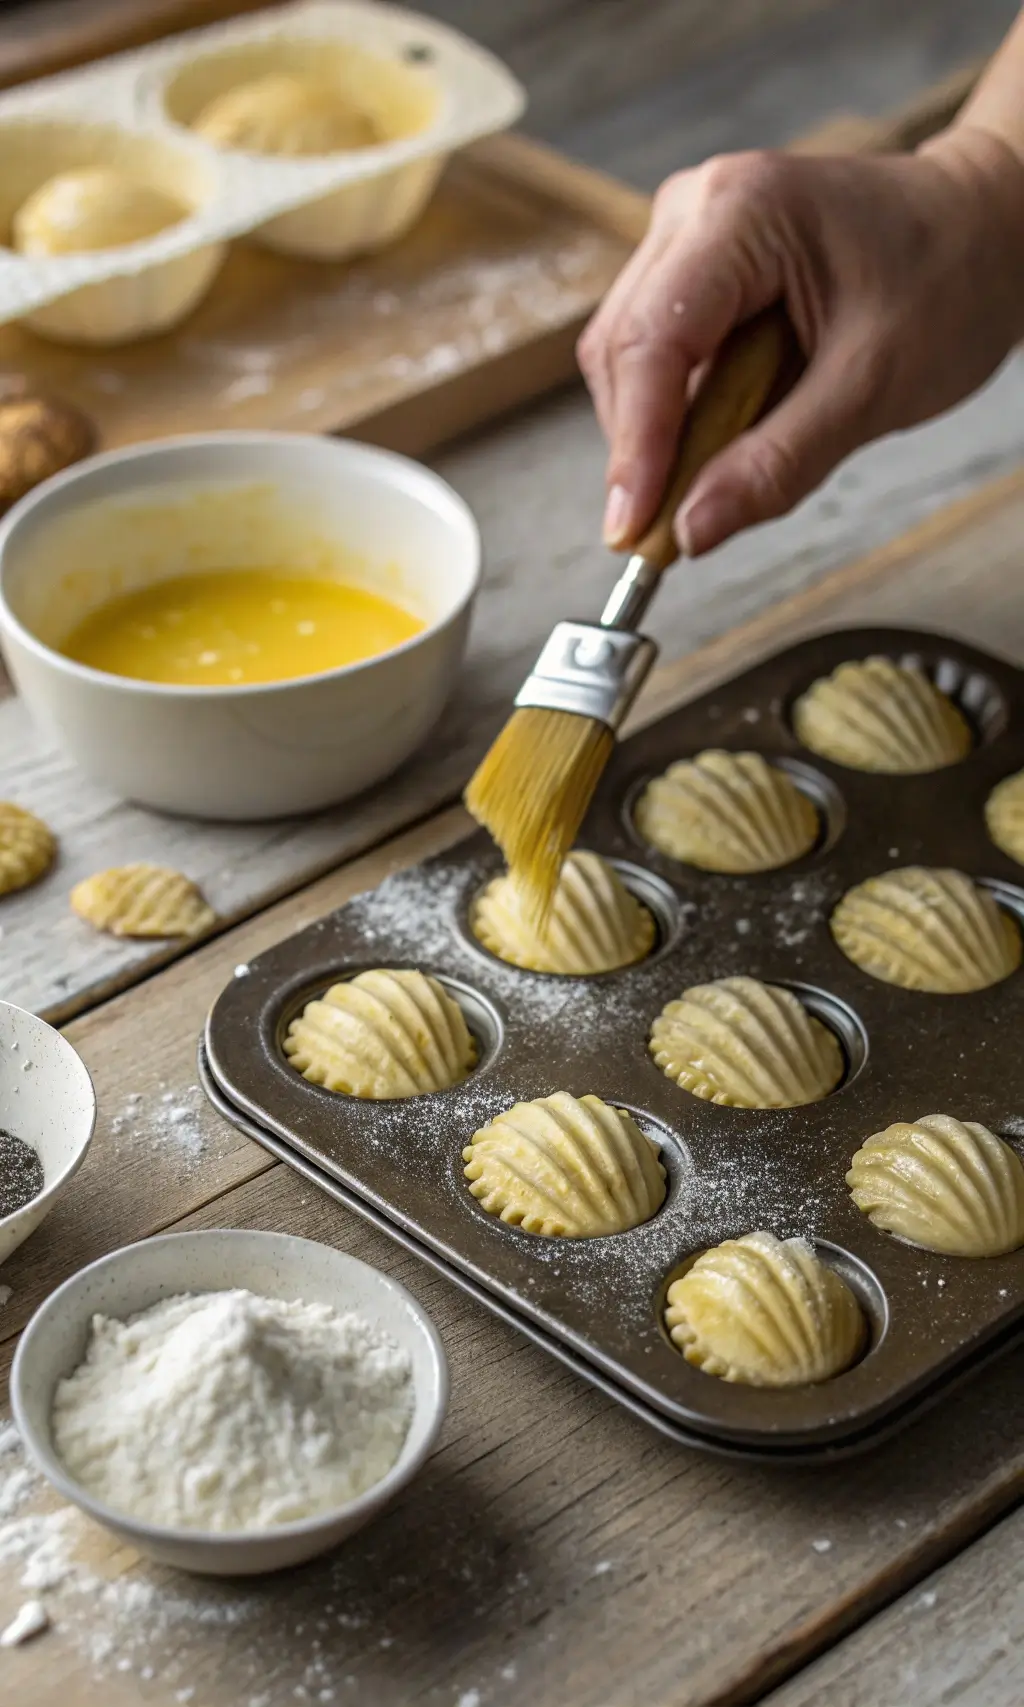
[{"x1": 0, "y1": 1127, "x2": 44, "y2": 1216}]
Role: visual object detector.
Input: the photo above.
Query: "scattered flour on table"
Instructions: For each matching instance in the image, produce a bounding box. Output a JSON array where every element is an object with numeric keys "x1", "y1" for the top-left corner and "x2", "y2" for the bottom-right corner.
[
  {"x1": 109, "y1": 1083, "x2": 206, "y2": 1167},
  {"x1": 0, "y1": 1596, "x2": 48, "y2": 1645},
  {"x1": 52, "y1": 1289, "x2": 413, "y2": 1531}
]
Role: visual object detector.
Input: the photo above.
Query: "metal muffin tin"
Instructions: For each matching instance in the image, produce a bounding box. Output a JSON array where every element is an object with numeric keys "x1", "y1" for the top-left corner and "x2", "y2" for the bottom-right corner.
[{"x1": 203, "y1": 626, "x2": 1024, "y2": 1459}]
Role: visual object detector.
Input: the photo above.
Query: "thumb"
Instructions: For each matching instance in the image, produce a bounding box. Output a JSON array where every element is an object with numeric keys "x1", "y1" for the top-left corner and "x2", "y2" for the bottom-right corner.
[{"x1": 675, "y1": 331, "x2": 882, "y2": 555}]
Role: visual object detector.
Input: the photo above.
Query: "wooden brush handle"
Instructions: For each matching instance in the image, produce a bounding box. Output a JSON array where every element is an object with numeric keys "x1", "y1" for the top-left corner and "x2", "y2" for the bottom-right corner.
[{"x1": 631, "y1": 304, "x2": 803, "y2": 571}]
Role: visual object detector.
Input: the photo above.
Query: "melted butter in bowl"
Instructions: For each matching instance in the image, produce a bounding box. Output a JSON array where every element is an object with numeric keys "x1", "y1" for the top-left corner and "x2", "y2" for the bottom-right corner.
[
  {"x1": 0, "y1": 433, "x2": 480, "y2": 818},
  {"x1": 60, "y1": 569, "x2": 424, "y2": 687}
]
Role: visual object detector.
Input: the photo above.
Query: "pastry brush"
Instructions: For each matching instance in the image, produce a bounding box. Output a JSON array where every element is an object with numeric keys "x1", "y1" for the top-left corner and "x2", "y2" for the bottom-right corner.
[{"x1": 464, "y1": 304, "x2": 802, "y2": 919}]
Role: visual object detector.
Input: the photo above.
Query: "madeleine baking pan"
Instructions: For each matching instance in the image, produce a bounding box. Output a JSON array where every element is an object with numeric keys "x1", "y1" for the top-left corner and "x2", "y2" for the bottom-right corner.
[{"x1": 202, "y1": 626, "x2": 1024, "y2": 1458}]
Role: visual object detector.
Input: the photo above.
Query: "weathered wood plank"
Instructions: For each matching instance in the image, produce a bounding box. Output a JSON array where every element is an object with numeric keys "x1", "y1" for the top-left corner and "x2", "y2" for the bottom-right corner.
[
  {"x1": 2, "y1": 1163, "x2": 1022, "y2": 1707},
  {"x1": 549, "y1": 0, "x2": 1016, "y2": 188},
  {"x1": 764, "y1": 1503, "x2": 1024, "y2": 1707}
]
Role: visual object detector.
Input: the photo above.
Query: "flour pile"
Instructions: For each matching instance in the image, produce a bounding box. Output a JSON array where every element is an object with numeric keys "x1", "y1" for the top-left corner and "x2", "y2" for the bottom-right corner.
[{"x1": 52, "y1": 1290, "x2": 414, "y2": 1532}]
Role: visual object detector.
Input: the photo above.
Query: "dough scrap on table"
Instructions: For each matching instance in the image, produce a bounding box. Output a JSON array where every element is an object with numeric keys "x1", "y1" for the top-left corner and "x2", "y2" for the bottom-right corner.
[
  {"x1": 792, "y1": 656, "x2": 971, "y2": 773},
  {"x1": 194, "y1": 73, "x2": 378, "y2": 156},
  {"x1": 649, "y1": 975, "x2": 843, "y2": 1108},
  {"x1": 634, "y1": 749, "x2": 818, "y2": 872},
  {"x1": 664, "y1": 1230, "x2": 866, "y2": 1386},
  {"x1": 985, "y1": 768, "x2": 1024, "y2": 865},
  {"x1": 70, "y1": 863, "x2": 215, "y2": 939},
  {"x1": 472, "y1": 849, "x2": 654, "y2": 975},
  {"x1": 848, "y1": 1113, "x2": 1024, "y2": 1257},
  {"x1": 831, "y1": 866, "x2": 1021, "y2": 992},
  {"x1": 0, "y1": 802, "x2": 56, "y2": 897},
  {"x1": 463, "y1": 1091, "x2": 666, "y2": 1237},
  {"x1": 285, "y1": 968, "x2": 474, "y2": 1099},
  {"x1": 13, "y1": 168, "x2": 186, "y2": 255}
]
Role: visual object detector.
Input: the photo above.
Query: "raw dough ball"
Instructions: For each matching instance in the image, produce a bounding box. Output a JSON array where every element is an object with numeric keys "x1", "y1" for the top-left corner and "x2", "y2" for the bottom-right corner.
[
  {"x1": 71, "y1": 863, "x2": 214, "y2": 938},
  {"x1": 831, "y1": 866, "x2": 1021, "y2": 993},
  {"x1": 664, "y1": 1231, "x2": 866, "y2": 1386},
  {"x1": 848, "y1": 1114, "x2": 1024, "y2": 1257},
  {"x1": 0, "y1": 802, "x2": 56, "y2": 897},
  {"x1": 13, "y1": 168, "x2": 186, "y2": 256},
  {"x1": 649, "y1": 975, "x2": 843, "y2": 1108},
  {"x1": 193, "y1": 73, "x2": 377, "y2": 156},
  {"x1": 463, "y1": 1091, "x2": 666, "y2": 1237},
  {"x1": 985, "y1": 768, "x2": 1024, "y2": 865},
  {"x1": 471, "y1": 850, "x2": 654, "y2": 975},
  {"x1": 634, "y1": 748, "x2": 818, "y2": 872},
  {"x1": 792, "y1": 656, "x2": 971, "y2": 773},
  {"x1": 0, "y1": 390, "x2": 95, "y2": 508},
  {"x1": 284, "y1": 968, "x2": 474, "y2": 1099}
]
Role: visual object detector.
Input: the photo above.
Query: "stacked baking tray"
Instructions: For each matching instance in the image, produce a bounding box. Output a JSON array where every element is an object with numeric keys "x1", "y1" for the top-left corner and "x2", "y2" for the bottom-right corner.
[{"x1": 201, "y1": 627, "x2": 1024, "y2": 1460}]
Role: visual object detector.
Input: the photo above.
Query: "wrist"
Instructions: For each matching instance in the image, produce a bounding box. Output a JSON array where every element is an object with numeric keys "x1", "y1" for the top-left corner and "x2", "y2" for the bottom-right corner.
[{"x1": 918, "y1": 123, "x2": 1024, "y2": 346}]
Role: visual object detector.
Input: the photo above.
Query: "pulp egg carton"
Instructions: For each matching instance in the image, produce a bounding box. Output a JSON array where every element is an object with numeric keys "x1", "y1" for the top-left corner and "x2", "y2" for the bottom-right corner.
[{"x1": 0, "y1": 0, "x2": 525, "y2": 344}]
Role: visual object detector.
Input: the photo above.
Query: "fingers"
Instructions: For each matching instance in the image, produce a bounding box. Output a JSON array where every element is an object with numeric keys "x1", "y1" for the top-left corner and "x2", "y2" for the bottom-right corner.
[
  {"x1": 578, "y1": 155, "x2": 788, "y2": 550},
  {"x1": 675, "y1": 328, "x2": 883, "y2": 554}
]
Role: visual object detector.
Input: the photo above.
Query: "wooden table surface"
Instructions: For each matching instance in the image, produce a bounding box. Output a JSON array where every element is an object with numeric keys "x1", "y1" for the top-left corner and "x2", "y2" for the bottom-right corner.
[
  {"x1": 1, "y1": 3, "x2": 1024, "y2": 1703},
  {"x1": 3, "y1": 471, "x2": 1024, "y2": 1707}
]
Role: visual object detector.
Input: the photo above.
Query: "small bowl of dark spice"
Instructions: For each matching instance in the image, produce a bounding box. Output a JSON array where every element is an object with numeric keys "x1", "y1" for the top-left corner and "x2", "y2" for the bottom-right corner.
[{"x1": 0, "y1": 998, "x2": 95, "y2": 1265}]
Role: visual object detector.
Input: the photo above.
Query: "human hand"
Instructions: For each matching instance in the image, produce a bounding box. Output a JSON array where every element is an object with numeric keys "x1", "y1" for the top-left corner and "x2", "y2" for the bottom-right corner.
[{"x1": 577, "y1": 127, "x2": 1024, "y2": 556}]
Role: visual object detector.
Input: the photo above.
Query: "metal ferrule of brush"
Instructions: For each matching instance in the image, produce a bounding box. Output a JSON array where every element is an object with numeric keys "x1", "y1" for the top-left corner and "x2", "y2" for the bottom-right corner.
[{"x1": 513, "y1": 554, "x2": 661, "y2": 731}]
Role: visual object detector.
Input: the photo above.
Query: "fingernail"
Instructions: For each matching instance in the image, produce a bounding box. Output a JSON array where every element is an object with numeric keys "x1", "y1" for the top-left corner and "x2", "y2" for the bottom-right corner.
[
  {"x1": 674, "y1": 507, "x2": 695, "y2": 557},
  {"x1": 603, "y1": 483, "x2": 632, "y2": 547},
  {"x1": 676, "y1": 498, "x2": 718, "y2": 557}
]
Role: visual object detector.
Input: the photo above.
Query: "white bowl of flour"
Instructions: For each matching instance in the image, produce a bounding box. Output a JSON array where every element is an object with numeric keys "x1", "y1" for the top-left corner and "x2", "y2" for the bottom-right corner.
[{"x1": 11, "y1": 1228, "x2": 448, "y2": 1575}]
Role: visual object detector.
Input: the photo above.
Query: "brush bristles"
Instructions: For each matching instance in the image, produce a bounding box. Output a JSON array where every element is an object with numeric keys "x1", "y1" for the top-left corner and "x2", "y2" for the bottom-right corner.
[{"x1": 465, "y1": 707, "x2": 614, "y2": 923}]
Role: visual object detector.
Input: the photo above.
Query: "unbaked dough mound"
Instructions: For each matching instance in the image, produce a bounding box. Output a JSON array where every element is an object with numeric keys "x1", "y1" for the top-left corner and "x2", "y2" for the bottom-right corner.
[
  {"x1": 848, "y1": 1114, "x2": 1024, "y2": 1257},
  {"x1": 194, "y1": 73, "x2": 378, "y2": 156},
  {"x1": 284, "y1": 968, "x2": 474, "y2": 1098},
  {"x1": 70, "y1": 863, "x2": 214, "y2": 938},
  {"x1": 648, "y1": 975, "x2": 843, "y2": 1108},
  {"x1": 13, "y1": 168, "x2": 186, "y2": 255},
  {"x1": 634, "y1": 749, "x2": 818, "y2": 872},
  {"x1": 0, "y1": 801, "x2": 56, "y2": 897},
  {"x1": 831, "y1": 866, "x2": 1021, "y2": 993},
  {"x1": 471, "y1": 850, "x2": 654, "y2": 975},
  {"x1": 792, "y1": 656, "x2": 971, "y2": 773},
  {"x1": 663, "y1": 1231, "x2": 866, "y2": 1386},
  {"x1": 463, "y1": 1091, "x2": 666, "y2": 1238},
  {"x1": 986, "y1": 768, "x2": 1024, "y2": 866}
]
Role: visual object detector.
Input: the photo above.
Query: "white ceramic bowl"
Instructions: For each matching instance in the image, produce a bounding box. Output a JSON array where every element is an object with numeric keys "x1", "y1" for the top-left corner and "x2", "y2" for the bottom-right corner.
[
  {"x1": 11, "y1": 1228, "x2": 449, "y2": 1576},
  {"x1": 0, "y1": 432, "x2": 480, "y2": 819},
  {"x1": 0, "y1": 999, "x2": 96, "y2": 1266}
]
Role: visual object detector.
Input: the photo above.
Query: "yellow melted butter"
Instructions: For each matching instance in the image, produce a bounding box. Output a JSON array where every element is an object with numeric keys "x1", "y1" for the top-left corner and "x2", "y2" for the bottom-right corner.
[{"x1": 60, "y1": 569, "x2": 424, "y2": 687}]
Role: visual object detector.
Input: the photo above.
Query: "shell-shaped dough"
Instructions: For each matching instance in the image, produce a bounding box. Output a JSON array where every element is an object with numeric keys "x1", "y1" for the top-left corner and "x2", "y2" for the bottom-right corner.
[
  {"x1": 985, "y1": 769, "x2": 1024, "y2": 866},
  {"x1": 792, "y1": 656, "x2": 971, "y2": 773},
  {"x1": 649, "y1": 976, "x2": 843, "y2": 1108},
  {"x1": 194, "y1": 74, "x2": 377, "y2": 156},
  {"x1": 13, "y1": 168, "x2": 185, "y2": 256},
  {"x1": 463, "y1": 1092, "x2": 666, "y2": 1237},
  {"x1": 70, "y1": 863, "x2": 214, "y2": 938},
  {"x1": 831, "y1": 866, "x2": 1021, "y2": 993},
  {"x1": 284, "y1": 968, "x2": 474, "y2": 1099},
  {"x1": 471, "y1": 851, "x2": 654, "y2": 975},
  {"x1": 664, "y1": 1231, "x2": 866, "y2": 1386},
  {"x1": 848, "y1": 1114, "x2": 1024, "y2": 1257},
  {"x1": 0, "y1": 802, "x2": 56, "y2": 897},
  {"x1": 634, "y1": 749, "x2": 818, "y2": 872}
]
